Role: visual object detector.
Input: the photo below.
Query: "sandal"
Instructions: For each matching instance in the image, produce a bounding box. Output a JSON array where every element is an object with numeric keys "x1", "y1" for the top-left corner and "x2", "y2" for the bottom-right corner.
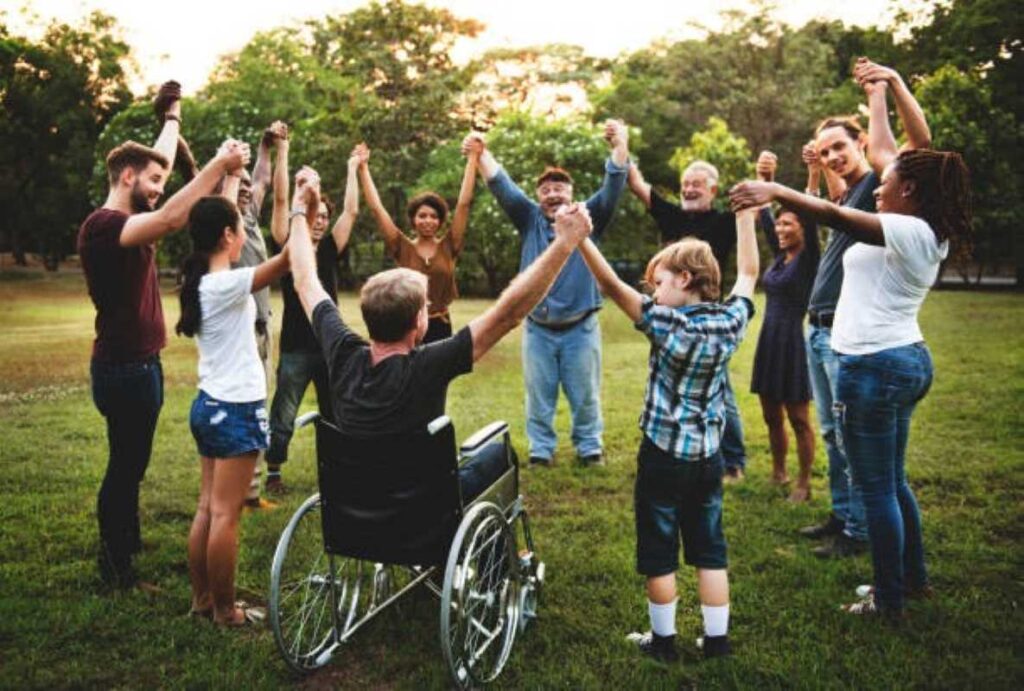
[{"x1": 215, "y1": 600, "x2": 266, "y2": 628}]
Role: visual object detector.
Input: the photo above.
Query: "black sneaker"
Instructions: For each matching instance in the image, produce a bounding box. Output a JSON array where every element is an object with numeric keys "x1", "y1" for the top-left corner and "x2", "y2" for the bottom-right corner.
[
  {"x1": 626, "y1": 631, "x2": 679, "y2": 663},
  {"x1": 696, "y1": 634, "x2": 732, "y2": 659},
  {"x1": 798, "y1": 514, "x2": 845, "y2": 539},
  {"x1": 528, "y1": 456, "x2": 551, "y2": 468},
  {"x1": 579, "y1": 453, "x2": 605, "y2": 467},
  {"x1": 812, "y1": 532, "x2": 869, "y2": 559}
]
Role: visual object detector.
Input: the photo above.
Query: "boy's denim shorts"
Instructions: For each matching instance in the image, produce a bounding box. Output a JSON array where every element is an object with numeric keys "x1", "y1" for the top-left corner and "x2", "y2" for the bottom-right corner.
[
  {"x1": 189, "y1": 389, "x2": 269, "y2": 459},
  {"x1": 634, "y1": 436, "x2": 728, "y2": 576}
]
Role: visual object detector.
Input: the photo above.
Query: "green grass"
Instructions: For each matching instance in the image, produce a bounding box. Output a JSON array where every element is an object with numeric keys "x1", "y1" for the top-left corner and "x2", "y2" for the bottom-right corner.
[{"x1": 0, "y1": 272, "x2": 1021, "y2": 689}]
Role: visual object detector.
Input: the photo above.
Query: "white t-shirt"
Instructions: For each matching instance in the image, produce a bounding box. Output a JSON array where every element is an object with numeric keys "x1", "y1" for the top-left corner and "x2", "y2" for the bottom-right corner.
[
  {"x1": 832, "y1": 214, "x2": 948, "y2": 355},
  {"x1": 196, "y1": 267, "x2": 266, "y2": 402}
]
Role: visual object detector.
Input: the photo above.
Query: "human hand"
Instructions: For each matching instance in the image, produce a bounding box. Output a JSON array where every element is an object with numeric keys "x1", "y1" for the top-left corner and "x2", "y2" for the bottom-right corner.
[
  {"x1": 216, "y1": 139, "x2": 250, "y2": 175},
  {"x1": 351, "y1": 143, "x2": 370, "y2": 168},
  {"x1": 293, "y1": 165, "x2": 321, "y2": 213},
  {"x1": 553, "y1": 203, "x2": 593, "y2": 246},
  {"x1": 756, "y1": 151, "x2": 778, "y2": 182},
  {"x1": 729, "y1": 180, "x2": 777, "y2": 212},
  {"x1": 461, "y1": 132, "x2": 486, "y2": 157},
  {"x1": 854, "y1": 57, "x2": 901, "y2": 87},
  {"x1": 604, "y1": 119, "x2": 628, "y2": 150},
  {"x1": 801, "y1": 140, "x2": 820, "y2": 171},
  {"x1": 154, "y1": 80, "x2": 182, "y2": 121},
  {"x1": 262, "y1": 121, "x2": 289, "y2": 147}
]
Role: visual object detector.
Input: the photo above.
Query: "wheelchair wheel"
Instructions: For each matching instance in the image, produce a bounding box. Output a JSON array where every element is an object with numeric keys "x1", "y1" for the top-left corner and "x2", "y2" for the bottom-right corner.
[
  {"x1": 440, "y1": 502, "x2": 520, "y2": 687},
  {"x1": 269, "y1": 494, "x2": 338, "y2": 673}
]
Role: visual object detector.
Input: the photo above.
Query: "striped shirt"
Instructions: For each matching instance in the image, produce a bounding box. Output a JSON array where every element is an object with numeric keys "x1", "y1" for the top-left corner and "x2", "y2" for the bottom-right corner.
[{"x1": 635, "y1": 295, "x2": 755, "y2": 462}]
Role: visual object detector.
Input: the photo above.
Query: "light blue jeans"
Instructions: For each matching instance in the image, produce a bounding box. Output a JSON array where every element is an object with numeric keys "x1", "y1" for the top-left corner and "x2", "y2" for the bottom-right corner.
[
  {"x1": 807, "y1": 325, "x2": 867, "y2": 540},
  {"x1": 720, "y1": 370, "x2": 746, "y2": 472},
  {"x1": 522, "y1": 314, "x2": 603, "y2": 460}
]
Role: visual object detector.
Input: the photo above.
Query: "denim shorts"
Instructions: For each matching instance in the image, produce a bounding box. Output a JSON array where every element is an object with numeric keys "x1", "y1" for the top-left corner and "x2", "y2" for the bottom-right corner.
[
  {"x1": 634, "y1": 436, "x2": 728, "y2": 576},
  {"x1": 189, "y1": 390, "x2": 269, "y2": 459}
]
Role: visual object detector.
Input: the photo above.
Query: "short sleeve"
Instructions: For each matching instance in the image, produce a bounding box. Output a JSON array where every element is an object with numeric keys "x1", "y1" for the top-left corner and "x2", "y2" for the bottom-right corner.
[
  {"x1": 312, "y1": 299, "x2": 367, "y2": 371},
  {"x1": 635, "y1": 295, "x2": 685, "y2": 347},
  {"x1": 413, "y1": 326, "x2": 473, "y2": 386},
  {"x1": 200, "y1": 268, "x2": 255, "y2": 317},
  {"x1": 881, "y1": 214, "x2": 946, "y2": 264}
]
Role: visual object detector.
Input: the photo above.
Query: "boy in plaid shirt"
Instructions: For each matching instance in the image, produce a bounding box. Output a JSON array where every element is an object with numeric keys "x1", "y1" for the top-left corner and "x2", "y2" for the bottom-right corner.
[{"x1": 578, "y1": 208, "x2": 759, "y2": 662}]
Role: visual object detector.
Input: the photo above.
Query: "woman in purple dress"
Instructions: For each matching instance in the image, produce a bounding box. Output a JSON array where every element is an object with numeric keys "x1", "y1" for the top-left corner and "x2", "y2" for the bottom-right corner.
[{"x1": 750, "y1": 149, "x2": 822, "y2": 502}]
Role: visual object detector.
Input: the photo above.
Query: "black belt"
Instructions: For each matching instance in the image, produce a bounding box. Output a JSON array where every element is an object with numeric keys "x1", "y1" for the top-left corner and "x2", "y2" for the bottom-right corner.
[
  {"x1": 529, "y1": 309, "x2": 597, "y2": 332},
  {"x1": 808, "y1": 311, "x2": 834, "y2": 328}
]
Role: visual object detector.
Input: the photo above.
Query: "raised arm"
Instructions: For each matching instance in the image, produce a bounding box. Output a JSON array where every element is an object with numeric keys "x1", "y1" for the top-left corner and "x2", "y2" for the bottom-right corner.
[
  {"x1": 578, "y1": 238, "x2": 643, "y2": 322},
  {"x1": 626, "y1": 163, "x2": 653, "y2": 209},
  {"x1": 330, "y1": 152, "x2": 361, "y2": 253},
  {"x1": 355, "y1": 145, "x2": 403, "y2": 253},
  {"x1": 855, "y1": 58, "x2": 931, "y2": 151},
  {"x1": 270, "y1": 129, "x2": 290, "y2": 246},
  {"x1": 862, "y1": 79, "x2": 900, "y2": 176},
  {"x1": 287, "y1": 178, "x2": 330, "y2": 322},
  {"x1": 468, "y1": 204, "x2": 592, "y2": 361},
  {"x1": 249, "y1": 126, "x2": 274, "y2": 214},
  {"x1": 151, "y1": 81, "x2": 182, "y2": 169},
  {"x1": 447, "y1": 148, "x2": 479, "y2": 255},
  {"x1": 731, "y1": 208, "x2": 760, "y2": 299},
  {"x1": 464, "y1": 132, "x2": 537, "y2": 230},
  {"x1": 730, "y1": 180, "x2": 884, "y2": 246},
  {"x1": 252, "y1": 245, "x2": 291, "y2": 292},
  {"x1": 585, "y1": 120, "x2": 630, "y2": 237},
  {"x1": 119, "y1": 141, "x2": 250, "y2": 248}
]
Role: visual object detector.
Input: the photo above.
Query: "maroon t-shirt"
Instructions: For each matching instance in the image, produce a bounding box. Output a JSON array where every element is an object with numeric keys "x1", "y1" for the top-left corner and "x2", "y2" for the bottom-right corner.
[{"x1": 78, "y1": 208, "x2": 166, "y2": 362}]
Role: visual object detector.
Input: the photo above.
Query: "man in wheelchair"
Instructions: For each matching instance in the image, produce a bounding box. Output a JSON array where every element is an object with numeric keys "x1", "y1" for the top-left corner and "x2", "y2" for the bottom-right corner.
[{"x1": 284, "y1": 169, "x2": 594, "y2": 500}]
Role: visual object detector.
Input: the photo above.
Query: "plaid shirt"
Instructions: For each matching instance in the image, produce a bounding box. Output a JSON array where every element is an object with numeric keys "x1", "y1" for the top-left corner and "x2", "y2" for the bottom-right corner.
[{"x1": 635, "y1": 295, "x2": 755, "y2": 462}]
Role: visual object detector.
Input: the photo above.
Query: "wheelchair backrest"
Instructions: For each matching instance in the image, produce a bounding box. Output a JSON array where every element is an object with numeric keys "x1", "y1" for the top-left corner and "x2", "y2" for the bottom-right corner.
[{"x1": 315, "y1": 417, "x2": 462, "y2": 566}]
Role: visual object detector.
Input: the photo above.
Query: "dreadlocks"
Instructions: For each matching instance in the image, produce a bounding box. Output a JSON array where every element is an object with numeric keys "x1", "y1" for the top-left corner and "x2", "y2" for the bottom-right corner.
[{"x1": 894, "y1": 149, "x2": 973, "y2": 261}]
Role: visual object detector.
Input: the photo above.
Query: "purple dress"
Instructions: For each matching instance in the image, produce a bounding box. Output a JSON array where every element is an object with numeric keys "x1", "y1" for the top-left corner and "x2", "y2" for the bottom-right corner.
[{"x1": 750, "y1": 214, "x2": 820, "y2": 402}]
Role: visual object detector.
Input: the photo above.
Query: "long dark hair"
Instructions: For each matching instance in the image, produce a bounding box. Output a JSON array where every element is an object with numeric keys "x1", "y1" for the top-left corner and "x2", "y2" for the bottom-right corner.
[
  {"x1": 894, "y1": 149, "x2": 973, "y2": 260},
  {"x1": 176, "y1": 196, "x2": 240, "y2": 337}
]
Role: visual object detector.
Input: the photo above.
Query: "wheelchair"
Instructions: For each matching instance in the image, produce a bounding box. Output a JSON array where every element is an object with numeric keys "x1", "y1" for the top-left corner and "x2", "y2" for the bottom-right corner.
[{"x1": 268, "y1": 412, "x2": 545, "y2": 687}]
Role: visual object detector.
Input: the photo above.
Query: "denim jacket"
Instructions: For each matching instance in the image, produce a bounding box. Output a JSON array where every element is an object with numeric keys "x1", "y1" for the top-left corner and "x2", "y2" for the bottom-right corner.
[{"x1": 487, "y1": 158, "x2": 627, "y2": 325}]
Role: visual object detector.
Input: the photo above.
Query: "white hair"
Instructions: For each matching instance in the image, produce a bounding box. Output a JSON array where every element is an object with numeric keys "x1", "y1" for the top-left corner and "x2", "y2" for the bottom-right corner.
[{"x1": 682, "y1": 160, "x2": 720, "y2": 186}]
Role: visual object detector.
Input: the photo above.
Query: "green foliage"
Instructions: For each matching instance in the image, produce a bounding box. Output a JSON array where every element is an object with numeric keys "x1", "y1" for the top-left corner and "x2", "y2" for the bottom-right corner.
[
  {"x1": 669, "y1": 116, "x2": 754, "y2": 210},
  {"x1": 0, "y1": 12, "x2": 133, "y2": 268}
]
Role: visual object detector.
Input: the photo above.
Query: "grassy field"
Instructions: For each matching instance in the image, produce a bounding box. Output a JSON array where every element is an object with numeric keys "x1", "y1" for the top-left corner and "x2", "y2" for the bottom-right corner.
[{"x1": 0, "y1": 270, "x2": 1021, "y2": 690}]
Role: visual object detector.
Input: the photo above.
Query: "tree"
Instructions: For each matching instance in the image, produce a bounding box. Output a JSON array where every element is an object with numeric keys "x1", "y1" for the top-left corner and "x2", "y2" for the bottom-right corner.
[{"x1": 0, "y1": 12, "x2": 132, "y2": 268}]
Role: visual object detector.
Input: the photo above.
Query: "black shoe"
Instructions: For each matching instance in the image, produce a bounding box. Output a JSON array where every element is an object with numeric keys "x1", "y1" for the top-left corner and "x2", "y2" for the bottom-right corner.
[
  {"x1": 697, "y1": 634, "x2": 733, "y2": 659},
  {"x1": 98, "y1": 549, "x2": 137, "y2": 590},
  {"x1": 812, "y1": 532, "x2": 869, "y2": 559},
  {"x1": 627, "y1": 631, "x2": 679, "y2": 663},
  {"x1": 579, "y1": 453, "x2": 605, "y2": 467},
  {"x1": 799, "y1": 514, "x2": 845, "y2": 539},
  {"x1": 528, "y1": 456, "x2": 551, "y2": 468}
]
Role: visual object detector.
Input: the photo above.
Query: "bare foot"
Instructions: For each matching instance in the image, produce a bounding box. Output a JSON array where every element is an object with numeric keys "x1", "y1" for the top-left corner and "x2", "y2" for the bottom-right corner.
[
  {"x1": 771, "y1": 473, "x2": 791, "y2": 485},
  {"x1": 787, "y1": 486, "x2": 811, "y2": 503}
]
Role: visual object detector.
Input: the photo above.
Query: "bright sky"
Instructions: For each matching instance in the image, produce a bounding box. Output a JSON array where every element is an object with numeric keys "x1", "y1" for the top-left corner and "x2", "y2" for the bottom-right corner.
[{"x1": 9, "y1": 0, "x2": 898, "y2": 94}]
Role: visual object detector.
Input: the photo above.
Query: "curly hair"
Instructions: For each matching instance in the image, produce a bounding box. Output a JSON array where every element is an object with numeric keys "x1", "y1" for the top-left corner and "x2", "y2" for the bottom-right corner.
[{"x1": 894, "y1": 149, "x2": 973, "y2": 260}]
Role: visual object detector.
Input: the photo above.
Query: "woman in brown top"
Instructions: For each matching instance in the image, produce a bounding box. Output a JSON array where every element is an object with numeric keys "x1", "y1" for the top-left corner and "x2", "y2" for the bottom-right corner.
[{"x1": 355, "y1": 142, "x2": 479, "y2": 343}]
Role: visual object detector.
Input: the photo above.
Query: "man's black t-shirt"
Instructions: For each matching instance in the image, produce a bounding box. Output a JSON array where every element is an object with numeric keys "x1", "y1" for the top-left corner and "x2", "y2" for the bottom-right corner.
[
  {"x1": 311, "y1": 300, "x2": 473, "y2": 436},
  {"x1": 275, "y1": 235, "x2": 339, "y2": 353},
  {"x1": 649, "y1": 189, "x2": 736, "y2": 278}
]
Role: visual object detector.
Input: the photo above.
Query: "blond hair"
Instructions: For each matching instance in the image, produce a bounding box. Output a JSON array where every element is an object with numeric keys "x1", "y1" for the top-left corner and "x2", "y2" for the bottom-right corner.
[
  {"x1": 359, "y1": 268, "x2": 428, "y2": 342},
  {"x1": 644, "y1": 238, "x2": 721, "y2": 302}
]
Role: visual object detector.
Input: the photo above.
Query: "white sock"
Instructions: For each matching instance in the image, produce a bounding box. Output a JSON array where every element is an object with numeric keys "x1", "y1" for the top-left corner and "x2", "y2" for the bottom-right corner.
[
  {"x1": 701, "y1": 604, "x2": 729, "y2": 637},
  {"x1": 648, "y1": 599, "x2": 677, "y2": 637}
]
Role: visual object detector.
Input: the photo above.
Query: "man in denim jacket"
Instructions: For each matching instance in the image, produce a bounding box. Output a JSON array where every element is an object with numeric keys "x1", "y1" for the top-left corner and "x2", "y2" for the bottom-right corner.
[{"x1": 463, "y1": 122, "x2": 629, "y2": 467}]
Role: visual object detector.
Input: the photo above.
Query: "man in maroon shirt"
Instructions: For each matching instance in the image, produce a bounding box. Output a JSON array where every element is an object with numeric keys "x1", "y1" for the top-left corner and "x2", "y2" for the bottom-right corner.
[{"x1": 79, "y1": 90, "x2": 250, "y2": 588}]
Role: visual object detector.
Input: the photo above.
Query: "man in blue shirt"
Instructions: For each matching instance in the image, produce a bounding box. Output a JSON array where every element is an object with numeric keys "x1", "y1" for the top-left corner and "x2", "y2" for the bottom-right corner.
[{"x1": 464, "y1": 122, "x2": 630, "y2": 467}]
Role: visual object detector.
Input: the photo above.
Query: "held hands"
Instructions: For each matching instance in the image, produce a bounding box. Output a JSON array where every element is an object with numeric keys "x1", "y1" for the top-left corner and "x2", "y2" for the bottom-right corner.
[
  {"x1": 854, "y1": 57, "x2": 898, "y2": 95},
  {"x1": 802, "y1": 140, "x2": 820, "y2": 171},
  {"x1": 729, "y1": 181, "x2": 776, "y2": 213},
  {"x1": 262, "y1": 120, "x2": 289, "y2": 147},
  {"x1": 603, "y1": 119, "x2": 628, "y2": 151},
  {"x1": 461, "y1": 132, "x2": 486, "y2": 158},
  {"x1": 216, "y1": 139, "x2": 251, "y2": 175},
  {"x1": 756, "y1": 151, "x2": 778, "y2": 182},
  {"x1": 350, "y1": 143, "x2": 370, "y2": 168},
  {"x1": 293, "y1": 165, "x2": 321, "y2": 227},
  {"x1": 153, "y1": 80, "x2": 182, "y2": 122},
  {"x1": 552, "y1": 203, "x2": 593, "y2": 247}
]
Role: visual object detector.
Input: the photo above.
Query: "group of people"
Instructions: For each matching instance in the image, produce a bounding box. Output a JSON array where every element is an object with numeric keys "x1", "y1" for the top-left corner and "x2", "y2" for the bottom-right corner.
[{"x1": 77, "y1": 56, "x2": 971, "y2": 660}]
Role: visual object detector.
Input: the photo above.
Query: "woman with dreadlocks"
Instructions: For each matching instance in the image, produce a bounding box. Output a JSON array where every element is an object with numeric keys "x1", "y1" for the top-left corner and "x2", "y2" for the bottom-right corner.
[{"x1": 730, "y1": 59, "x2": 971, "y2": 619}]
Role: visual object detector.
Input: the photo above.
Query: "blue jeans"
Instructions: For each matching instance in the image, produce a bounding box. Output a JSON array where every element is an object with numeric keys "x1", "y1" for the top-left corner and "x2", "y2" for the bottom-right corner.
[
  {"x1": 807, "y1": 325, "x2": 867, "y2": 540},
  {"x1": 836, "y1": 343, "x2": 933, "y2": 611},
  {"x1": 522, "y1": 314, "x2": 603, "y2": 459},
  {"x1": 720, "y1": 370, "x2": 746, "y2": 472},
  {"x1": 90, "y1": 356, "x2": 164, "y2": 570},
  {"x1": 267, "y1": 351, "x2": 332, "y2": 464}
]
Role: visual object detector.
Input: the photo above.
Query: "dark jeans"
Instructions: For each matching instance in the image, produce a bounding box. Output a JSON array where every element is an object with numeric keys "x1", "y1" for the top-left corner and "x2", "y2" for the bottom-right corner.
[
  {"x1": 458, "y1": 441, "x2": 511, "y2": 503},
  {"x1": 721, "y1": 370, "x2": 747, "y2": 472},
  {"x1": 90, "y1": 355, "x2": 163, "y2": 572},
  {"x1": 835, "y1": 343, "x2": 933, "y2": 611},
  {"x1": 267, "y1": 351, "x2": 332, "y2": 464}
]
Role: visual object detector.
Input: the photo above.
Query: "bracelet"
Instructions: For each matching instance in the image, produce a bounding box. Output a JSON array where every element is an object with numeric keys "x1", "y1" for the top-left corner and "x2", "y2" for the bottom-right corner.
[
  {"x1": 289, "y1": 208, "x2": 307, "y2": 222},
  {"x1": 164, "y1": 114, "x2": 181, "y2": 123},
  {"x1": 804, "y1": 188, "x2": 820, "y2": 196}
]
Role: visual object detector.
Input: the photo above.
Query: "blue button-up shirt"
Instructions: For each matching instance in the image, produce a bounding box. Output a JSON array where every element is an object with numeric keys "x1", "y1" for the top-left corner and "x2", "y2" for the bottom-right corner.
[{"x1": 487, "y1": 158, "x2": 627, "y2": 325}]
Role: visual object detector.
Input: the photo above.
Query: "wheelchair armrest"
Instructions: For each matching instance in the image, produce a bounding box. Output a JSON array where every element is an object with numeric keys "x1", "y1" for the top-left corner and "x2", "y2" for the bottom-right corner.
[
  {"x1": 428, "y1": 415, "x2": 452, "y2": 435},
  {"x1": 459, "y1": 421, "x2": 509, "y2": 457},
  {"x1": 296, "y1": 412, "x2": 320, "y2": 429}
]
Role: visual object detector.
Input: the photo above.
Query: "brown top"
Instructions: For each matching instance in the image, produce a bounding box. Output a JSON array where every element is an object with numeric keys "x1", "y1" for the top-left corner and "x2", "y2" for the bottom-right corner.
[{"x1": 390, "y1": 233, "x2": 459, "y2": 317}]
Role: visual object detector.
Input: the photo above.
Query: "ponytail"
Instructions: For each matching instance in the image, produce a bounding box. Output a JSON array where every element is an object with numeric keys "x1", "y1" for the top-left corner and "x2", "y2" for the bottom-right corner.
[
  {"x1": 175, "y1": 196, "x2": 241, "y2": 338},
  {"x1": 895, "y1": 149, "x2": 973, "y2": 261},
  {"x1": 176, "y1": 252, "x2": 209, "y2": 337}
]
